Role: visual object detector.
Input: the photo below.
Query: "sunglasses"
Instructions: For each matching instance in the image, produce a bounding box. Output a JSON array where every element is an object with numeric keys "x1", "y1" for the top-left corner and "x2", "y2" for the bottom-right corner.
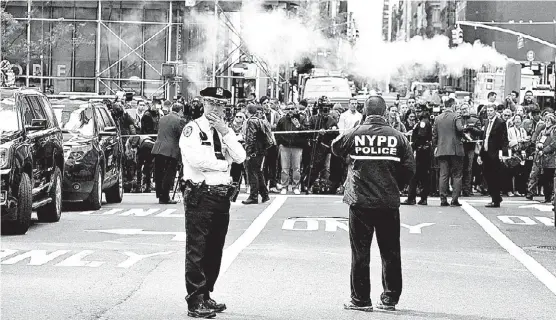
[{"x1": 235, "y1": 115, "x2": 244, "y2": 118}]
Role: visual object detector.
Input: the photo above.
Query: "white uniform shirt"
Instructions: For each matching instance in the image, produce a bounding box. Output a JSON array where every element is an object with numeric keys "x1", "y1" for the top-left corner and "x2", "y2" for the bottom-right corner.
[
  {"x1": 179, "y1": 116, "x2": 246, "y2": 185},
  {"x1": 338, "y1": 110, "x2": 362, "y2": 130}
]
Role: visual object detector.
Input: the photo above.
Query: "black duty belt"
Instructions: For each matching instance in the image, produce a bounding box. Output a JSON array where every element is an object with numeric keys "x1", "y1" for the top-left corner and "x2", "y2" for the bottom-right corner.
[{"x1": 201, "y1": 184, "x2": 238, "y2": 198}]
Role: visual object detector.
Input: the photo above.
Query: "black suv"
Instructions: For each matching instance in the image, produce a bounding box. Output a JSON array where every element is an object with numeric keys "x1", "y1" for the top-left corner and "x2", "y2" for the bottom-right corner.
[
  {"x1": 1, "y1": 87, "x2": 64, "y2": 235},
  {"x1": 50, "y1": 97, "x2": 124, "y2": 209}
]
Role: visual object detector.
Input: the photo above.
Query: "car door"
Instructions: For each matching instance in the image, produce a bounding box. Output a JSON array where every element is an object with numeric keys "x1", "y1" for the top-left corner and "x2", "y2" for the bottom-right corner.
[
  {"x1": 99, "y1": 107, "x2": 121, "y2": 176},
  {"x1": 95, "y1": 106, "x2": 116, "y2": 187},
  {"x1": 24, "y1": 95, "x2": 51, "y2": 199}
]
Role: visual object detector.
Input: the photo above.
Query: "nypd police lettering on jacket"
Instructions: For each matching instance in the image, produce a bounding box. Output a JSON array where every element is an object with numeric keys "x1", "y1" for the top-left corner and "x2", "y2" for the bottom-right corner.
[
  {"x1": 331, "y1": 116, "x2": 415, "y2": 209},
  {"x1": 353, "y1": 135, "x2": 399, "y2": 160}
]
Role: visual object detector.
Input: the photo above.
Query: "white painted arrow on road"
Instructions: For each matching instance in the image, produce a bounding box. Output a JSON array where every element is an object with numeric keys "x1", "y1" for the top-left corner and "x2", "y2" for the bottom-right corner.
[
  {"x1": 86, "y1": 229, "x2": 185, "y2": 241},
  {"x1": 519, "y1": 204, "x2": 554, "y2": 212}
]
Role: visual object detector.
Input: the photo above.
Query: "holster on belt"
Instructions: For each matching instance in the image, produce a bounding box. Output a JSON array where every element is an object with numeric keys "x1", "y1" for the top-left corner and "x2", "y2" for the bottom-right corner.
[
  {"x1": 202, "y1": 183, "x2": 239, "y2": 201},
  {"x1": 180, "y1": 179, "x2": 205, "y2": 208}
]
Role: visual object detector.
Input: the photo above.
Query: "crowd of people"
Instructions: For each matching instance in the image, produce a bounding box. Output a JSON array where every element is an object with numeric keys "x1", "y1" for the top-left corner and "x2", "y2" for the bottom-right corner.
[{"x1": 110, "y1": 88, "x2": 556, "y2": 208}]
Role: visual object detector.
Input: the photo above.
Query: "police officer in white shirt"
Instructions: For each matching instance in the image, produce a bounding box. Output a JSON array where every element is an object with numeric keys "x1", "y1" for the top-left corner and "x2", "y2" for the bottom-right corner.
[{"x1": 179, "y1": 87, "x2": 246, "y2": 318}]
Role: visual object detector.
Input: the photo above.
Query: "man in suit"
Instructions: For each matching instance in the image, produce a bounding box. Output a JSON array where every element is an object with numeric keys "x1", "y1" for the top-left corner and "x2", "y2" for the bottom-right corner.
[
  {"x1": 477, "y1": 105, "x2": 510, "y2": 208},
  {"x1": 151, "y1": 103, "x2": 187, "y2": 204},
  {"x1": 432, "y1": 98, "x2": 465, "y2": 206}
]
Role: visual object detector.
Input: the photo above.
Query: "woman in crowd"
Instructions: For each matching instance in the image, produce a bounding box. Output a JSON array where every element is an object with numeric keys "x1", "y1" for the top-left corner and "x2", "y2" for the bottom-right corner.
[{"x1": 507, "y1": 114, "x2": 529, "y2": 196}]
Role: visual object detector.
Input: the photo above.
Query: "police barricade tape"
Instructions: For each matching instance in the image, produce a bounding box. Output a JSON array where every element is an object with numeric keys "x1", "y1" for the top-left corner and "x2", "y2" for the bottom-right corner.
[{"x1": 120, "y1": 128, "x2": 350, "y2": 138}]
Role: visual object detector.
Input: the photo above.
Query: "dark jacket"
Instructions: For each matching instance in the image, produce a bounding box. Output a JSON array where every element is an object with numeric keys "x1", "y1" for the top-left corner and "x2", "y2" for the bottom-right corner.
[
  {"x1": 433, "y1": 110, "x2": 464, "y2": 157},
  {"x1": 117, "y1": 112, "x2": 137, "y2": 136},
  {"x1": 141, "y1": 110, "x2": 160, "y2": 135},
  {"x1": 308, "y1": 114, "x2": 339, "y2": 146},
  {"x1": 331, "y1": 116, "x2": 415, "y2": 209},
  {"x1": 245, "y1": 115, "x2": 267, "y2": 156},
  {"x1": 151, "y1": 112, "x2": 186, "y2": 159},
  {"x1": 461, "y1": 115, "x2": 483, "y2": 151},
  {"x1": 541, "y1": 125, "x2": 556, "y2": 169},
  {"x1": 411, "y1": 118, "x2": 432, "y2": 150},
  {"x1": 275, "y1": 114, "x2": 306, "y2": 148},
  {"x1": 480, "y1": 116, "x2": 509, "y2": 159}
]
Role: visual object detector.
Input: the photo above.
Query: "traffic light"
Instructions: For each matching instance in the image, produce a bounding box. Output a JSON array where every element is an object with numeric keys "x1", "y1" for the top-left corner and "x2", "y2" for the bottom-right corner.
[{"x1": 451, "y1": 26, "x2": 463, "y2": 46}]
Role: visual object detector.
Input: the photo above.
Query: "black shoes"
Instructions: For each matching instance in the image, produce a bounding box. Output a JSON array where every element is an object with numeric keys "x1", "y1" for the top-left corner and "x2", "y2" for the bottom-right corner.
[
  {"x1": 401, "y1": 199, "x2": 416, "y2": 205},
  {"x1": 485, "y1": 202, "x2": 500, "y2": 208},
  {"x1": 187, "y1": 302, "x2": 216, "y2": 318},
  {"x1": 242, "y1": 198, "x2": 258, "y2": 205},
  {"x1": 159, "y1": 199, "x2": 177, "y2": 204},
  {"x1": 204, "y1": 298, "x2": 226, "y2": 313},
  {"x1": 417, "y1": 199, "x2": 427, "y2": 205},
  {"x1": 343, "y1": 301, "x2": 373, "y2": 312},
  {"x1": 261, "y1": 195, "x2": 270, "y2": 203},
  {"x1": 450, "y1": 200, "x2": 462, "y2": 207},
  {"x1": 375, "y1": 300, "x2": 396, "y2": 311},
  {"x1": 440, "y1": 200, "x2": 450, "y2": 207}
]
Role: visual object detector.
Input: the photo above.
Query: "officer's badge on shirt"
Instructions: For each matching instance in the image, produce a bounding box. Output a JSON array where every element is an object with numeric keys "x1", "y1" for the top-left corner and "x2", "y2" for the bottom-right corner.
[
  {"x1": 420, "y1": 121, "x2": 426, "y2": 128},
  {"x1": 183, "y1": 126, "x2": 192, "y2": 137}
]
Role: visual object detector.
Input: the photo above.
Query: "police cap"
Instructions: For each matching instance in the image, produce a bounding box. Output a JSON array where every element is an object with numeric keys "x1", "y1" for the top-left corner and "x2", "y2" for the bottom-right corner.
[{"x1": 200, "y1": 86, "x2": 232, "y2": 100}]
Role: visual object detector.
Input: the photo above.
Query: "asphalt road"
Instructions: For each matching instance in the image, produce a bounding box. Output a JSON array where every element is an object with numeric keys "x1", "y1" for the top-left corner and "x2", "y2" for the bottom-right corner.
[{"x1": 1, "y1": 193, "x2": 556, "y2": 320}]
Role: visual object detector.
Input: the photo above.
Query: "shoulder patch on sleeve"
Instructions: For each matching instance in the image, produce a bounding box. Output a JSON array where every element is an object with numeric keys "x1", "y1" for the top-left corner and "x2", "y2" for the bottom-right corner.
[{"x1": 183, "y1": 126, "x2": 193, "y2": 137}]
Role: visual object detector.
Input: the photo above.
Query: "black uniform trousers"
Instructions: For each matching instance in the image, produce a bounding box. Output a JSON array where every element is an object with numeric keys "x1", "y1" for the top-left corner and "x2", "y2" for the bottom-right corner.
[
  {"x1": 263, "y1": 145, "x2": 278, "y2": 189},
  {"x1": 407, "y1": 148, "x2": 431, "y2": 200},
  {"x1": 136, "y1": 143, "x2": 154, "y2": 191},
  {"x1": 482, "y1": 153, "x2": 503, "y2": 204},
  {"x1": 349, "y1": 206, "x2": 402, "y2": 306},
  {"x1": 245, "y1": 154, "x2": 268, "y2": 200},
  {"x1": 154, "y1": 154, "x2": 177, "y2": 201},
  {"x1": 229, "y1": 162, "x2": 246, "y2": 201},
  {"x1": 185, "y1": 193, "x2": 230, "y2": 307}
]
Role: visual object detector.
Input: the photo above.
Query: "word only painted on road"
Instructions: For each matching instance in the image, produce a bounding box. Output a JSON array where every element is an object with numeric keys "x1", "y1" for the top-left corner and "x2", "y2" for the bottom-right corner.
[
  {"x1": 0, "y1": 249, "x2": 173, "y2": 268},
  {"x1": 497, "y1": 215, "x2": 554, "y2": 226},
  {"x1": 282, "y1": 217, "x2": 434, "y2": 234},
  {"x1": 78, "y1": 208, "x2": 184, "y2": 217}
]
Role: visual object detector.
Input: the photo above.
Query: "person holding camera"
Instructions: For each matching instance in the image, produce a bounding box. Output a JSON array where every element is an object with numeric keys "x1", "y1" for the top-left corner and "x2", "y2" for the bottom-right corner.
[
  {"x1": 179, "y1": 87, "x2": 246, "y2": 318},
  {"x1": 306, "y1": 96, "x2": 339, "y2": 192}
]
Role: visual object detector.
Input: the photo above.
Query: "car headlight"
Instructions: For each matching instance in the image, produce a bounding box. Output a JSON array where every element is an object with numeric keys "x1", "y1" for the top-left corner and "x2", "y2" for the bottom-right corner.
[
  {"x1": 67, "y1": 145, "x2": 92, "y2": 162},
  {"x1": 0, "y1": 147, "x2": 10, "y2": 168}
]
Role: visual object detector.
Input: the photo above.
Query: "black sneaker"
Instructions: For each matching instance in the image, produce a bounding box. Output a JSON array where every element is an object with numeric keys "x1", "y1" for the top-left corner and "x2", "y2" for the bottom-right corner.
[
  {"x1": 205, "y1": 298, "x2": 226, "y2": 312},
  {"x1": 401, "y1": 199, "x2": 416, "y2": 205},
  {"x1": 375, "y1": 300, "x2": 396, "y2": 311},
  {"x1": 188, "y1": 302, "x2": 216, "y2": 318},
  {"x1": 343, "y1": 301, "x2": 373, "y2": 312}
]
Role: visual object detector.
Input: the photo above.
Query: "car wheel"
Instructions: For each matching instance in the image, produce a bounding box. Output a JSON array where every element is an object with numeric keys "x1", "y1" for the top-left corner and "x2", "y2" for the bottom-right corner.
[
  {"x1": 4, "y1": 173, "x2": 33, "y2": 235},
  {"x1": 37, "y1": 167, "x2": 62, "y2": 222},
  {"x1": 85, "y1": 168, "x2": 102, "y2": 210},
  {"x1": 105, "y1": 168, "x2": 123, "y2": 203}
]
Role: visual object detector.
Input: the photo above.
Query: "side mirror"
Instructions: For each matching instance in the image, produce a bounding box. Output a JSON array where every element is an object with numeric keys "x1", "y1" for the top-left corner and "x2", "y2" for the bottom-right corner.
[
  {"x1": 99, "y1": 126, "x2": 117, "y2": 137},
  {"x1": 26, "y1": 119, "x2": 47, "y2": 131}
]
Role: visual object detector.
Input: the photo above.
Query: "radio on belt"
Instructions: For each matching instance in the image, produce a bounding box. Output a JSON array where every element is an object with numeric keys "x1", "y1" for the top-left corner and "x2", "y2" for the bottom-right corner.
[{"x1": 354, "y1": 135, "x2": 399, "y2": 156}]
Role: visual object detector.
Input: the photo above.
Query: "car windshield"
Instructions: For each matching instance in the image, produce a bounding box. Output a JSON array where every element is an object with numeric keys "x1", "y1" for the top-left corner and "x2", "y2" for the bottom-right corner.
[
  {"x1": 0, "y1": 99, "x2": 21, "y2": 134},
  {"x1": 52, "y1": 103, "x2": 95, "y2": 137},
  {"x1": 303, "y1": 77, "x2": 352, "y2": 99}
]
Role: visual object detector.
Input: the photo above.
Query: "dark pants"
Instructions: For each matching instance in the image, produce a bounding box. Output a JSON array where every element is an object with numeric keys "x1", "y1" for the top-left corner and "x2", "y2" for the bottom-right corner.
[
  {"x1": 308, "y1": 145, "x2": 329, "y2": 189},
  {"x1": 408, "y1": 149, "x2": 431, "y2": 200},
  {"x1": 483, "y1": 153, "x2": 503, "y2": 204},
  {"x1": 462, "y1": 148, "x2": 475, "y2": 195},
  {"x1": 185, "y1": 193, "x2": 230, "y2": 307},
  {"x1": 263, "y1": 145, "x2": 278, "y2": 189},
  {"x1": 438, "y1": 155, "x2": 463, "y2": 201},
  {"x1": 542, "y1": 168, "x2": 555, "y2": 201},
  {"x1": 230, "y1": 162, "x2": 246, "y2": 201},
  {"x1": 137, "y1": 144, "x2": 154, "y2": 191},
  {"x1": 154, "y1": 154, "x2": 177, "y2": 201},
  {"x1": 349, "y1": 206, "x2": 402, "y2": 306},
  {"x1": 527, "y1": 157, "x2": 542, "y2": 196},
  {"x1": 246, "y1": 155, "x2": 268, "y2": 200}
]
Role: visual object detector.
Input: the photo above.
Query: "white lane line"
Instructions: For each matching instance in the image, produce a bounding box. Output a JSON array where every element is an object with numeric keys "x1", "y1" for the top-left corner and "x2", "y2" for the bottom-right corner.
[
  {"x1": 220, "y1": 195, "x2": 288, "y2": 274},
  {"x1": 461, "y1": 201, "x2": 556, "y2": 296}
]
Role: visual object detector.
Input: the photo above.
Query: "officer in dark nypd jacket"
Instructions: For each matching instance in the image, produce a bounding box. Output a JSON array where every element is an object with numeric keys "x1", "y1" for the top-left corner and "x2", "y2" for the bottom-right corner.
[
  {"x1": 331, "y1": 96, "x2": 415, "y2": 313},
  {"x1": 179, "y1": 87, "x2": 246, "y2": 318}
]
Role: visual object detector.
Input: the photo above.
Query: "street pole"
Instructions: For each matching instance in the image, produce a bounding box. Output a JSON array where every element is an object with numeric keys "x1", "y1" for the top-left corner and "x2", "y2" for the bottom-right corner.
[{"x1": 212, "y1": 0, "x2": 218, "y2": 87}]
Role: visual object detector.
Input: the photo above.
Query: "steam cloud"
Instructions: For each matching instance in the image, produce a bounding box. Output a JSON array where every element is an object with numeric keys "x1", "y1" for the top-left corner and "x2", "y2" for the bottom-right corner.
[{"x1": 186, "y1": 0, "x2": 509, "y2": 92}]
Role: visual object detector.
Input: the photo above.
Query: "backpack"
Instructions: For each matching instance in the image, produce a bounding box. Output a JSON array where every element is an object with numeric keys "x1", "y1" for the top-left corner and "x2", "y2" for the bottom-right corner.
[{"x1": 258, "y1": 119, "x2": 276, "y2": 150}]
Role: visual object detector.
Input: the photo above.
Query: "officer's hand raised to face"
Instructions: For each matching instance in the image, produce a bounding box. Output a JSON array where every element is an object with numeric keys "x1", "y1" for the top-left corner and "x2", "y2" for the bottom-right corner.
[{"x1": 207, "y1": 112, "x2": 230, "y2": 135}]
